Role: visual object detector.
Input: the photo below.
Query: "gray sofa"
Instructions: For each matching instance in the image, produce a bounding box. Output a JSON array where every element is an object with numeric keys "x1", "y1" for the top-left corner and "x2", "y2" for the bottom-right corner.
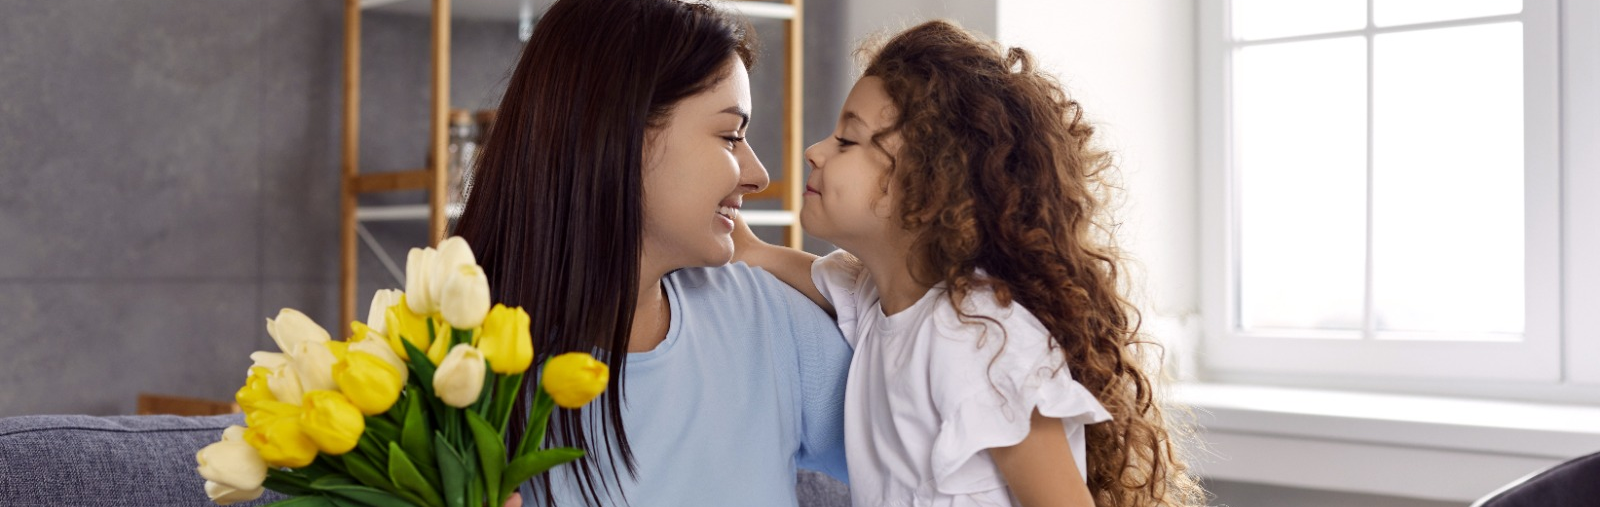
[{"x1": 0, "y1": 414, "x2": 849, "y2": 506}]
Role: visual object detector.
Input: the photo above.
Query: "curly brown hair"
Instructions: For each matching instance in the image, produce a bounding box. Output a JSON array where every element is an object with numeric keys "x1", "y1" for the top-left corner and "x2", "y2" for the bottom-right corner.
[{"x1": 859, "y1": 20, "x2": 1204, "y2": 506}]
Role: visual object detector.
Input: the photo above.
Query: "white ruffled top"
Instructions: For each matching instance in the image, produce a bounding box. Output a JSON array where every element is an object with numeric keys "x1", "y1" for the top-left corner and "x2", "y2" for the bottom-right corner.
[{"x1": 813, "y1": 250, "x2": 1112, "y2": 507}]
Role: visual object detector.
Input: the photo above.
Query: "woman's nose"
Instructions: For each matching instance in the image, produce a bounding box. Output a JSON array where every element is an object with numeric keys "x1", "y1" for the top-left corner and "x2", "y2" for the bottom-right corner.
[{"x1": 738, "y1": 142, "x2": 770, "y2": 193}]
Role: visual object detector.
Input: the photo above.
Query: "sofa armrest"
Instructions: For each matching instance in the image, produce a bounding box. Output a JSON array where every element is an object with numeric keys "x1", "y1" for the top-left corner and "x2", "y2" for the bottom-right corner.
[{"x1": 0, "y1": 413, "x2": 285, "y2": 506}]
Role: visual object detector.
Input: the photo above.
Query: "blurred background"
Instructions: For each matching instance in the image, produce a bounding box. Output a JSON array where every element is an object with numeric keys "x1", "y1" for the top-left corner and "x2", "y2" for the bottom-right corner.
[{"x1": 2, "y1": 0, "x2": 1597, "y2": 505}]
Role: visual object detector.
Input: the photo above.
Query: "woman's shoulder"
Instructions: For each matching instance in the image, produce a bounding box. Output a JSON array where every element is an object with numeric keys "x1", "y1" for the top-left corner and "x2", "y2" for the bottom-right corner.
[{"x1": 669, "y1": 262, "x2": 834, "y2": 325}]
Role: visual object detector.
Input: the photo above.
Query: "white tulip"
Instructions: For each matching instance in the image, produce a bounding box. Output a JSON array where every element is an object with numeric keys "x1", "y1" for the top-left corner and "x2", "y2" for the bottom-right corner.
[
  {"x1": 366, "y1": 289, "x2": 405, "y2": 337},
  {"x1": 430, "y1": 237, "x2": 478, "y2": 311},
  {"x1": 405, "y1": 247, "x2": 439, "y2": 315},
  {"x1": 439, "y1": 264, "x2": 491, "y2": 329},
  {"x1": 265, "y1": 363, "x2": 304, "y2": 406},
  {"x1": 247, "y1": 351, "x2": 287, "y2": 377},
  {"x1": 265, "y1": 309, "x2": 330, "y2": 354},
  {"x1": 350, "y1": 335, "x2": 409, "y2": 380},
  {"x1": 432, "y1": 344, "x2": 486, "y2": 408},
  {"x1": 195, "y1": 426, "x2": 267, "y2": 505},
  {"x1": 288, "y1": 341, "x2": 339, "y2": 393}
]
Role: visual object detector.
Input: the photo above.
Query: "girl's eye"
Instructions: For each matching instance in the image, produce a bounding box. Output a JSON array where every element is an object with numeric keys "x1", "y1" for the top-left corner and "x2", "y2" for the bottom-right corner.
[{"x1": 835, "y1": 136, "x2": 856, "y2": 148}]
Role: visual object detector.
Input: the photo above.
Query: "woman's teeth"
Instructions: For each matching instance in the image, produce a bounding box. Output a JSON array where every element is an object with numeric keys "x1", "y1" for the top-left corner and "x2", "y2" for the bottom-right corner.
[{"x1": 717, "y1": 206, "x2": 736, "y2": 219}]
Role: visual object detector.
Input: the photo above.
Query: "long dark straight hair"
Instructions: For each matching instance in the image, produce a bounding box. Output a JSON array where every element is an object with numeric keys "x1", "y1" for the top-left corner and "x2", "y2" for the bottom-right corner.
[{"x1": 451, "y1": 0, "x2": 754, "y2": 505}]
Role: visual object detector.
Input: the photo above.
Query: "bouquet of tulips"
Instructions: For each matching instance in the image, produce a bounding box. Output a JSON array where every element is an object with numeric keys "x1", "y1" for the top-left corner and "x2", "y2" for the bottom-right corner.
[{"x1": 194, "y1": 237, "x2": 607, "y2": 507}]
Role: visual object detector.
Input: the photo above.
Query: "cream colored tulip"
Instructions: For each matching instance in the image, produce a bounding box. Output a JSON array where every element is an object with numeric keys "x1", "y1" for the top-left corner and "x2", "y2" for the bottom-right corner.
[
  {"x1": 247, "y1": 351, "x2": 287, "y2": 376},
  {"x1": 440, "y1": 263, "x2": 491, "y2": 330},
  {"x1": 265, "y1": 309, "x2": 330, "y2": 353},
  {"x1": 264, "y1": 363, "x2": 304, "y2": 406},
  {"x1": 366, "y1": 289, "x2": 404, "y2": 337},
  {"x1": 432, "y1": 344, "x2": 486, "y2": 408},
  {"x1": 288, "y1": 341, "x2": 339, "y2": 393},
  {"x1": 349, "y1": 336, "x2": 408, "y2": 380},
  {"x1": 430, "y1": 237, "x2": 478, "y2": 305},
  {"x1": 406, "y1": 247, "x2": 439, "y2": 315},
  {"x1": 195, "y1": 426, "x2": 267, "y2": 505}
]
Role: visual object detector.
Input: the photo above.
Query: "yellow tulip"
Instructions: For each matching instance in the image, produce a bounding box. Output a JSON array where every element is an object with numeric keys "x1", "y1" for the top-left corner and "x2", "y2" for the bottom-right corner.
[
  {"x1": 334, "y1": 351, "x2": 404, "y2": 415},
  {"x1": 476, "y1": 305, "x2": 532, "y2": 374},
  {"x1": 243, "y1": 399, "x2": 301, "y2": 429},
  {"x1": 426, "y1": 327, "x2": 452, "y2": 366},
  {"x1": 235, "y1": 367, "x2": 276, "y2": 412},
  {"x1": 195, "y1": 425, "x2": 267, "y2": 505},
  {"x1": 542, "y1": 353, "x2": 609, "y2": 409},
  {"x1": 433, "y1": 344, "x2": 486, "y2": 408},
  {"x1": 299, "y1": 390, "x2": 365, "y2": 455},
  {"x1": 386, "y1": 296, "x2": 433, "y2": 361},
  {"x1": 350, "y1": 335, "x2": 408, "y2": 380},
  {"x1": 243, "y1": 413, "x2": 317, "y2": 468}
]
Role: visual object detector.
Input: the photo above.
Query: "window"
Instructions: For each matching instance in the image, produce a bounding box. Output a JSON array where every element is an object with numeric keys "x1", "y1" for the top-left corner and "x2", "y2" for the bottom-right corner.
[{"x1": 1198, "y1": 0, "x2": 1567, "y2": 382}]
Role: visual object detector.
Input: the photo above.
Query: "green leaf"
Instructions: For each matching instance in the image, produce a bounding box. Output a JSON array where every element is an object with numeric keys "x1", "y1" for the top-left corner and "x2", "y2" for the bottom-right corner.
[
  {"x1": 258, "y1": 496, "x2": 338, "y2": 507},
  {"x1": 263, "y1": 469, "x2": 317, "y2": 497},
  {"x1": 401, "y1": 339, "x2": 438, "y2": 397},
  {"x1": 339, "y1": 451, "x2": 394, "y2": 492},
  {"x1": 366, "y1": 413, "x2": 401, "y2": 443},
  {"x1": 466, "y1": 409, "x2": 506, "y2": 507},
  {"x1": 491, "y1": 373, "x2": 523, "y2": 431},
  {"x1": 434, "y1": 433, "x2": 469, "y2": 507},
  {"x1": 387, "y1": 442, "x2": 445, "y2": 507},
  {"x1": 310, "y1": 476, "x2": 415, "y2": 507},
  {"x1": 400, "y1": 386, "x2": 441, "y2": 488},
  {"x1": 357, "y1": 431, "x2": 390, "y2": 467},
  {"x1": 500, "y1": 447, "x2": 586, "y2": 500}
]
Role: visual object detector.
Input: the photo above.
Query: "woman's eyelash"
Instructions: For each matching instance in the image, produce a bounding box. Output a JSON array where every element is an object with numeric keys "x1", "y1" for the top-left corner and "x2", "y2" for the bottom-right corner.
[
  {"x1": 835, "y1": 136, "x2": 856, "y2": 147},
  {"x1": 723, "y1": 135, "x2": 746, "y2": 145}
]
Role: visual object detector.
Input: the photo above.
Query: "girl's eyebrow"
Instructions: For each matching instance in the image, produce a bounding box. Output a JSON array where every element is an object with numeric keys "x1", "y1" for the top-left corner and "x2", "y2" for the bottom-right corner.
[
  {"x1": 719, "y1": 106, "x2": 750, "y2": 130},
  {"x1": 840, "y1": 111, "x2": 866, "y2": 128}
]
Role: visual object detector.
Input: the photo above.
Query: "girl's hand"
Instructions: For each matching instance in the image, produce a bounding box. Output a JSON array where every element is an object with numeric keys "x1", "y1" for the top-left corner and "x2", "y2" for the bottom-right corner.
[{"x1": 503, "y1": 492, "x2": 522, "y2": 507}]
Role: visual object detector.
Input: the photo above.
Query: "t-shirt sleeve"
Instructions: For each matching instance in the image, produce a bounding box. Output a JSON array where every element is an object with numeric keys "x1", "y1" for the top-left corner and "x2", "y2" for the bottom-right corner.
[
  {"x1": 810, "y1": 249, "x2": 867, "y2": 347},
  {"x1": 780, "y1": 270, "x2": 855, "y2": 484},
  {"x1": 926, "y1": 306, "x2": 1113, "y2": 495}
]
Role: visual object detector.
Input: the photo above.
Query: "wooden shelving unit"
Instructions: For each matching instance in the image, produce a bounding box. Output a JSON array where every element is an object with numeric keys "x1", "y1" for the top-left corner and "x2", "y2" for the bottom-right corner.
[{"x1": 338, "y1": 0, "x2": 806, "y2": 327}]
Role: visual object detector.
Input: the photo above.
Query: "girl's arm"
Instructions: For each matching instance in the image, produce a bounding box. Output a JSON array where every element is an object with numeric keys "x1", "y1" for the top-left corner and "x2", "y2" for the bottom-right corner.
[
  {"x1": 990, "y1": 409, "x2": 1096, "y2": 507},
  {"x1": 731, "y1": 214, "x2": 833, "y2": 314}
]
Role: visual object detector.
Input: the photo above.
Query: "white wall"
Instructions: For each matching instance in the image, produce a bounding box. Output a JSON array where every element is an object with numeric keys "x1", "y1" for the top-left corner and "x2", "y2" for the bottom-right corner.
[{"x1": 996, "y1": 0, "x2": 1202, "y2": 377}]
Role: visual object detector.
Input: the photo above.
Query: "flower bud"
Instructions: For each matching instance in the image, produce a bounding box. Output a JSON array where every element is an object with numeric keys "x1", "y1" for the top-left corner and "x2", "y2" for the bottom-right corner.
[
  {"x1": 243, "y1": 411, "x2": 317, "y2": 468},
  {"x1": 288, "y1": 341, "x2": 339, "y2": 393},
  {"x1": 195, "y1": 426, "x2": 267, "y2": 505},
  {"x1": 265, "y1": 309, "x2": 330, "y2": 354},
  {"x1": 299, "y1": 390, "x2": 365, "y2": 455},
  {"x1": 366, "y1": 289, "x2": 405, "y2": 337},
  {"x1": 405, "y1": 248, "x2": 439, "y2": 315},
  {"x1": 542, "y1": 353, "x2": 609, "y2": 409},
  {"x1": 433, "y1": 344, "x2": 486, "y2": 408},
  {"x1": 386, "y1": 297, "x2": 433, "y2": 361},
  {"x1": 477, "y1": 305, "x2": 533, "y2": 374},
  {"x1": 334, "y1": 351, "x2": 404, "y2": 415},
  {"x1": 440, "y1": 264, "x2": 491, "y2": 330}
]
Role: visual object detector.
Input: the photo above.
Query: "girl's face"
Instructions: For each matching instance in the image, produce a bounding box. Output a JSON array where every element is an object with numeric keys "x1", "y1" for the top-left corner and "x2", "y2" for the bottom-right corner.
[
  {"x1": 641, "y1": 55, "x2": 769, "y2": 272},
  {"x1": 801, "y1": 76, "x2": 901, "y2": 252}
]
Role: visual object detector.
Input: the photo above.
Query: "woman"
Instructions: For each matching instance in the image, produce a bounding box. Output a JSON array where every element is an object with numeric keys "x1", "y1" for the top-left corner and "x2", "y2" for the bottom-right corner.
[{"x1": 453, "y1": 0, "x2": 851, "y2": 505}]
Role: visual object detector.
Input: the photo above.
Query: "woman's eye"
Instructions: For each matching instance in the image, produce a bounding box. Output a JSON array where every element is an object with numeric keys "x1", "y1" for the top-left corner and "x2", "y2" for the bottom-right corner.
[
  {"x1": 723, "y1": 135, "x2": 745, "y2": 149},
  {"x1": 835, "y1": 136, "x2": 856, "y2": 148}
]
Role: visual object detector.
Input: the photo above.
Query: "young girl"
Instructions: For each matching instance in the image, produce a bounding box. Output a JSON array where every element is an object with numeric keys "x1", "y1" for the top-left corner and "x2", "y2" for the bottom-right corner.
[{"x1": 734, "y1": 20, "x2": 1202, "y2": 507}]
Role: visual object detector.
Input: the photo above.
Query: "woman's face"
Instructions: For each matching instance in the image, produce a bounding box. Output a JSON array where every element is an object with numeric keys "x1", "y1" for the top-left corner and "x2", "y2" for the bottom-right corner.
[
  {"x1": 800, "y1": 76, "x2": 901, "y2": 252},
  {"x1": 641, "y1": 55, "x2": 769, "y2": 272}
]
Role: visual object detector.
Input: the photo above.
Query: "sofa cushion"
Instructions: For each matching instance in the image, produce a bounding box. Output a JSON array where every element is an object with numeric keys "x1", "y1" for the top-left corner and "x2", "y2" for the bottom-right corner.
[{"x1": 0, "y1": 413, "x2": 283, "y2": 506}]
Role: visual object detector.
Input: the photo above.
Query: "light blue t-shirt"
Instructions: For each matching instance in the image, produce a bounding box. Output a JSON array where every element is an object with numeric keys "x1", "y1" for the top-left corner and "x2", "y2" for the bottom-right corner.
[{"x1": 530, "y1": 262, "x2": 852, "y2": 506}]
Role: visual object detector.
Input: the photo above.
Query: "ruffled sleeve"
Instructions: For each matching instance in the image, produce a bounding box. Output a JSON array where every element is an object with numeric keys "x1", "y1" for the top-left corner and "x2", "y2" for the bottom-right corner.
[
  {"x1": 810, "y1": 249, "x2": 869, "y2": 347},
  {"x1": 925, "y1": 303, "x2": 1113, "y2": 494}
]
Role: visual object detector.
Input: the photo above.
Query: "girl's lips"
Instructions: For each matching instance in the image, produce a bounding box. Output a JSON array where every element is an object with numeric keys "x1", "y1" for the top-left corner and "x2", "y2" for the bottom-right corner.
[{"x1": 804, "y1": 185, "x2": 820, "y2": 195}]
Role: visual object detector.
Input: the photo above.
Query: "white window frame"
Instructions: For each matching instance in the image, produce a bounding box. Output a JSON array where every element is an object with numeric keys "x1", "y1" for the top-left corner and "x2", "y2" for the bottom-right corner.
[{"x1": 1197, "y1": 0, "x2": 1572, "y2": 384}]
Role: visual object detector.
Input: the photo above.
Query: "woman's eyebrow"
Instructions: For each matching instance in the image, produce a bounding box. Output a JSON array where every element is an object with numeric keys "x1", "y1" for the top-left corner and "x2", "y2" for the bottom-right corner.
[{"x1": 719, "y1": 106, "x2": 750, "y2": 130}]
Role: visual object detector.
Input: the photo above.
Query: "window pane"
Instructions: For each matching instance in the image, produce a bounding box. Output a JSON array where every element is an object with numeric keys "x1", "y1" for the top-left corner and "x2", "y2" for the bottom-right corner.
[
  {"x1": 1232, "y1": 0, "x2": 1365, "y2": 41},
  {"x1": 1235, "y1": 38, "x2": 1367, "y2": 331},
  {"x1": 1374, "y1": 0, "x2": 1521, "y2": 27},
  {"x1": 1372, "y1": 23, "x2": 1524, "y2": 337}
]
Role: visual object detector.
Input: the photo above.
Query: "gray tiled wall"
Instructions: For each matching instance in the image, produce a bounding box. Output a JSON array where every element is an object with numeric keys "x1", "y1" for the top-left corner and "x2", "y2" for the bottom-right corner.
[{"x1": 0, "y1": 0, "x2": 851, "y2": 416}]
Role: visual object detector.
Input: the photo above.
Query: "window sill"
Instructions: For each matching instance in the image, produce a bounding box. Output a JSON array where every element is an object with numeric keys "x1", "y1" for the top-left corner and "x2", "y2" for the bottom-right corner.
[{"x1": 1174, "y1": 383, "x2": 1600, "y2": 502}]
